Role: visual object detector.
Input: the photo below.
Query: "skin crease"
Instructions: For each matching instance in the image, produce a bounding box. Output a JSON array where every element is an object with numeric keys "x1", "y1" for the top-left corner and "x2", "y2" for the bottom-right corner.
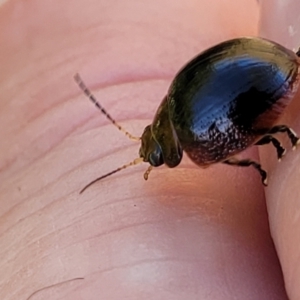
[{"x1": 0, "y1": 0, "x2": 298, "y2": 299}]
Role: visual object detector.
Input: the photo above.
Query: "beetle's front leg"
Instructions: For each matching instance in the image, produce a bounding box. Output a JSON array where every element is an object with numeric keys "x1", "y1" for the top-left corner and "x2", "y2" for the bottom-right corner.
[{"x1": 223, "y1": 158, "x2": 268, "y2": 186}]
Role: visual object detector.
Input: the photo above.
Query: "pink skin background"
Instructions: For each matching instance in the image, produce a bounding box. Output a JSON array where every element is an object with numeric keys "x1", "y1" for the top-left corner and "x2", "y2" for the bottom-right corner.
[{"x1": 0, "y1": 0, "x2": 300, "y2": 299}]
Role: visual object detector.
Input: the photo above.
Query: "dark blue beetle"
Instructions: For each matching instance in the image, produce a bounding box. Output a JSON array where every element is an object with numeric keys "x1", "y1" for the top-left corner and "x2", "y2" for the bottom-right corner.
[{"x1": 76, "y1": 37, "x2": 300, "y2": 193}]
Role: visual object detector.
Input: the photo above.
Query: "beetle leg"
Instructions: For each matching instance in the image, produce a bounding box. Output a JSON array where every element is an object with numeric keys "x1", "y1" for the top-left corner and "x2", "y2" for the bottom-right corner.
[
  {"x1": 223, "y1": 158, "x2": 267, "y2": 186},
  {"x1": 255, "y1": 135, "x2": 286, "y2": 160},
  {"x1": 268, "y1": 125, "x2": 300, "y2": 149}
]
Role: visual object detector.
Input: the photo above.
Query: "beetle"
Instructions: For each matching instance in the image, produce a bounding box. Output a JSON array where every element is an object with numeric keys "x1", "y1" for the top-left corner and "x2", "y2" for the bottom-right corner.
[{"x1": 75, "y1": 36, "x2": 300, "y2": 193}]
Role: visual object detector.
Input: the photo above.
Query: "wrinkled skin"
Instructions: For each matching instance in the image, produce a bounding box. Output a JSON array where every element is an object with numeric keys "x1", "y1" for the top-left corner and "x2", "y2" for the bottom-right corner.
[{"x1": 0, "y1": 0, "x2": 300, "y2": 299}]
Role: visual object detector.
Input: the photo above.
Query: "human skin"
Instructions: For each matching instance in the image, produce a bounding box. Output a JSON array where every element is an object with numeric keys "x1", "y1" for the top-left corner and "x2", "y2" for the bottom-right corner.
[
  {"x1": 0, "y1": 0, "x2": 299, "y2": 299},
  {"x1": 259, "y1": 0, "x2": 300, "y2": 299}
]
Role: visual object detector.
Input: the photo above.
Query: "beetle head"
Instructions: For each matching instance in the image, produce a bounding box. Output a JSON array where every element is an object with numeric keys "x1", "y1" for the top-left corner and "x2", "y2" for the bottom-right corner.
[{"x1": 139, "y1": 125, "x2": 164, "y2": 167}]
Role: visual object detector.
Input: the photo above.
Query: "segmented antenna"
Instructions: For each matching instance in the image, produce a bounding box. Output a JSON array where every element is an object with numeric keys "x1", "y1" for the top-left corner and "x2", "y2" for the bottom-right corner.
[
  {"x1": 79, "y1": 157, "x2": 144, "y2": 193},
  {"x1": 75, "y1": 74, "x2": 147, "y2": 193},
  {"x1": 143, "y1": 165, "x2": 153, "y2": 180},
  {"x1": 74, "y1": 73, "x2": 140, "y2": 141}
]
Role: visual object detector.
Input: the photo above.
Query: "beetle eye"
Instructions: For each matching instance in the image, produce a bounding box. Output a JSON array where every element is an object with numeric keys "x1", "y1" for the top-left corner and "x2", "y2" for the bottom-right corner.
[{"x1": 149, "y1": 149, "x2": 164, "y2": 166}]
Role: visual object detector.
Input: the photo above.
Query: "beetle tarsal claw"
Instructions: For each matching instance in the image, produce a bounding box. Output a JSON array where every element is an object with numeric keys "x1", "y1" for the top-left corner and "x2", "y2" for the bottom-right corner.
[
  {"x1": 263, "y1": 177, "x2": 268, "y2": 186},
  {"x1": 292, "y1": 138, "x2": 300, "y2": 150},
  {"x1": 278, "y1": 149, "x2": 287, "y2": 162},
  {"x1": 282, "y1": 148, "x2": 287, "y2": 156}
]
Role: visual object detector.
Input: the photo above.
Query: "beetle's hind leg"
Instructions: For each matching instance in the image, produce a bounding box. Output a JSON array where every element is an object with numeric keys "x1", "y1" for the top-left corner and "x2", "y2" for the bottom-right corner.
[
  {"x1": 268, "y1": 125, "x2": 300, "y2": 149},
  {"x1": 255, "y1": 135, "x2": 286, "y2": 160},
  {"x1": 223, "y1": 158, "x2": 268, "y2": 186}
]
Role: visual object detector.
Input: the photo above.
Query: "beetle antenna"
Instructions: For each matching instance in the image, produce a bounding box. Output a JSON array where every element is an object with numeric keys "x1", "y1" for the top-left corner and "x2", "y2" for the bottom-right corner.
[
  {"x1": 74, "y1": 73, "x2": 140, "y2": 141},
  {"x1": 143, "y1": 165, "x2": 153, "y2": 180},
  {"x1": 80, "y1": 157, "x2": 144, "y2": 193}
]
